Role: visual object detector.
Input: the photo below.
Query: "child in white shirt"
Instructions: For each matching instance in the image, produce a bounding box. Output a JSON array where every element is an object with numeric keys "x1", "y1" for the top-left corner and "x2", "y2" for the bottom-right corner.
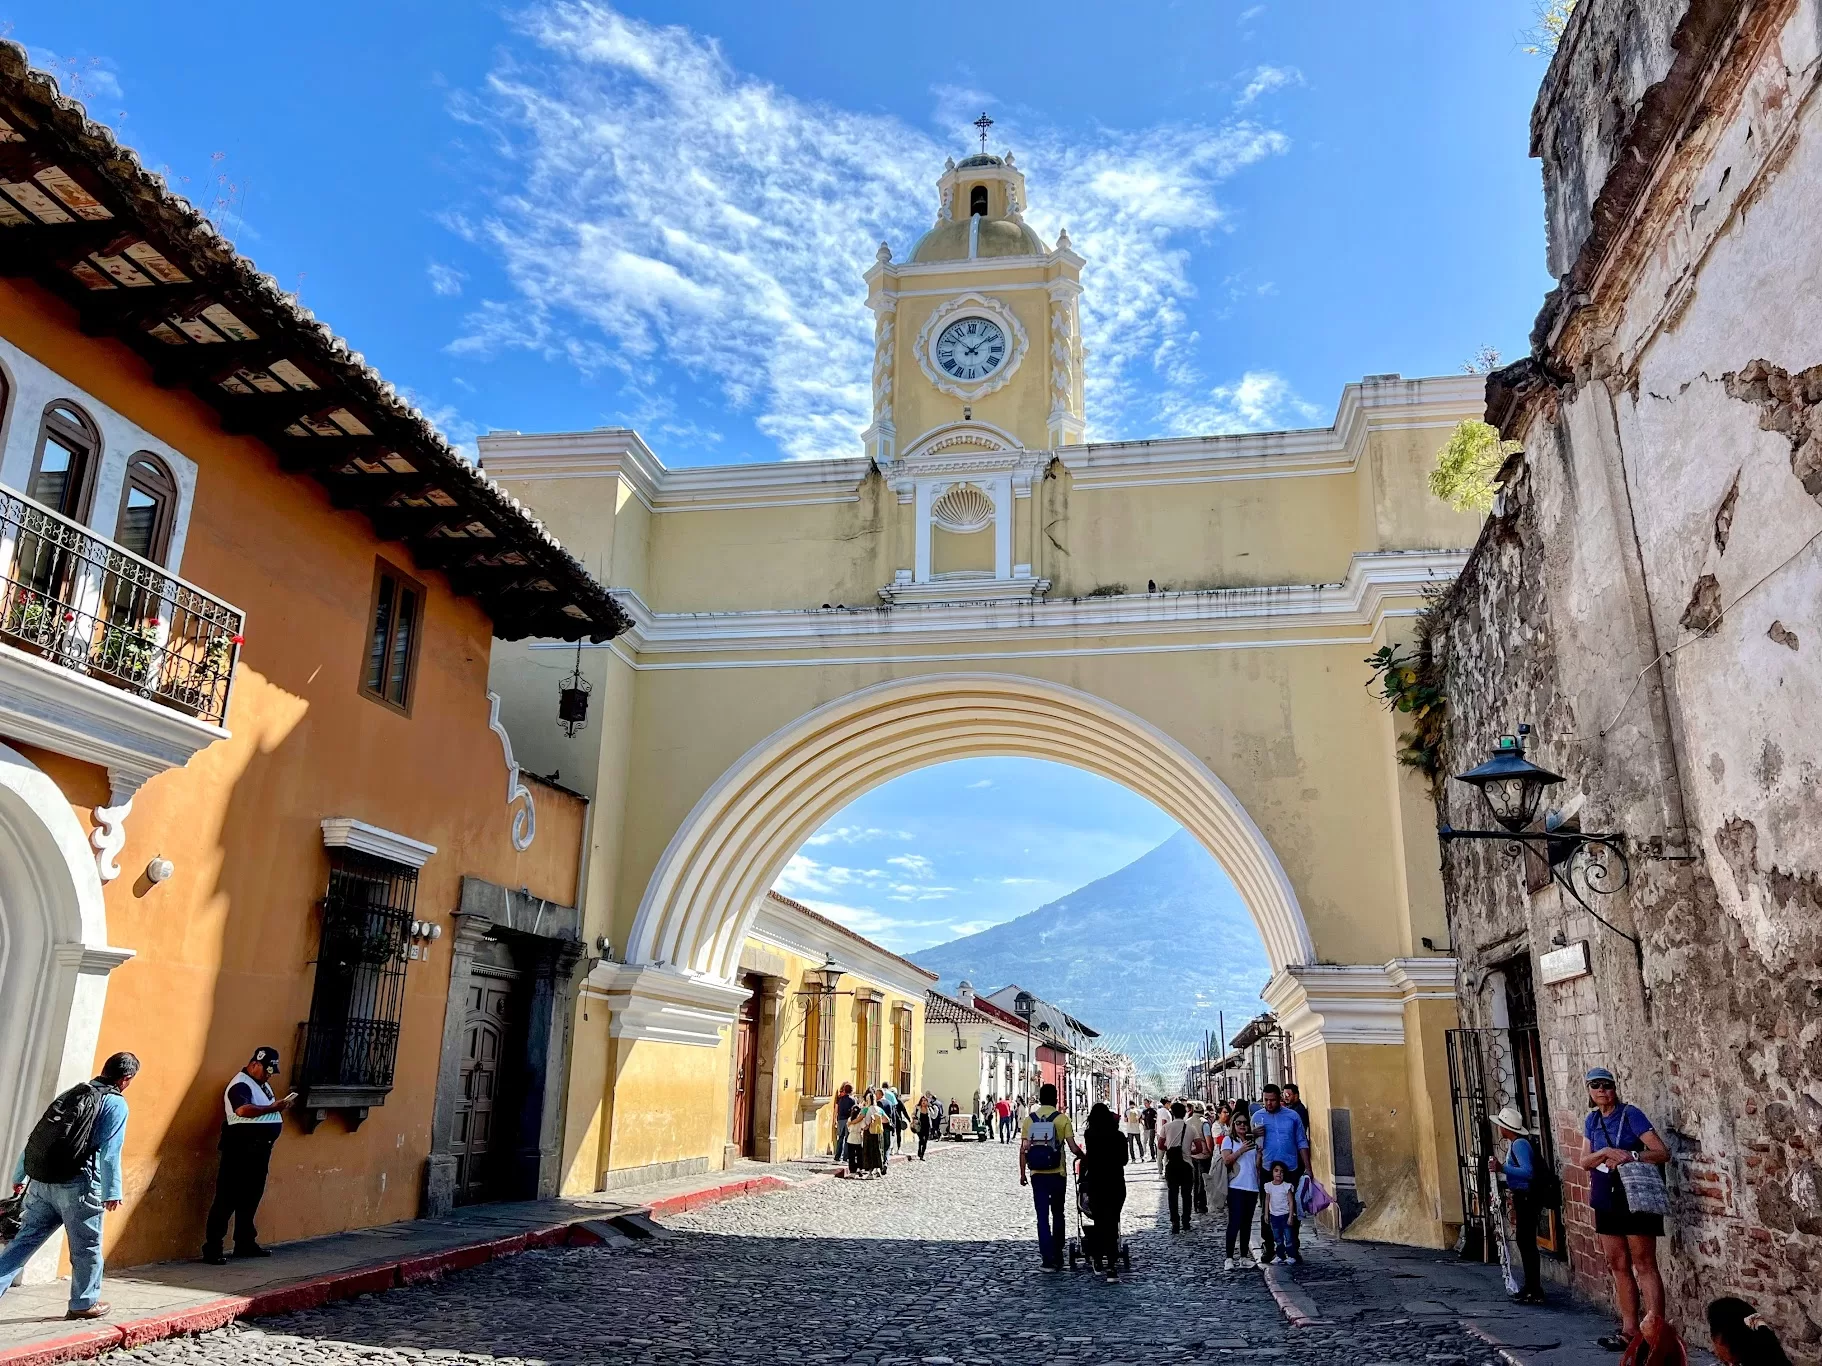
[{"x1": 1263, "y1": 1161, "x2": 1299, "y2": 1264}]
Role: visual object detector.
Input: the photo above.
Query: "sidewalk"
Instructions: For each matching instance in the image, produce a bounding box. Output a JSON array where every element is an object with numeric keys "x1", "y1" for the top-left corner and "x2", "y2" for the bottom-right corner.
[
  {"x1": 1263, "y1": 1232, "x2": 1717, "y2": 1366},
  {"x1": 0, "y1": 1155, "x2": 854, "y2": 1366}
]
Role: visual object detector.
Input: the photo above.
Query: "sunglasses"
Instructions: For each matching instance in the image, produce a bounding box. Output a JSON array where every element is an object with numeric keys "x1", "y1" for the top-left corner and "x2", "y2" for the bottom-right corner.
[{"x1": 1587, "y1": 1081, "x2": 1616, "y2": 1091}]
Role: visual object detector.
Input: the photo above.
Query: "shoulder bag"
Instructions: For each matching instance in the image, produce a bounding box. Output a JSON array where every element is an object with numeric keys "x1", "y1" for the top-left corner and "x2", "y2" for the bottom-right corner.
[{"x1": 1602, "y1": 1106, "x2": 1672, "y2": 1217}]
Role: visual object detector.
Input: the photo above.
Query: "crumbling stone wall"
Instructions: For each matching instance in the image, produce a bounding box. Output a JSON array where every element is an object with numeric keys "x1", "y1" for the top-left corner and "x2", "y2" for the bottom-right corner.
[{"x1": 1433, "y1": 0, "x2": 1822, "y2": 1352}]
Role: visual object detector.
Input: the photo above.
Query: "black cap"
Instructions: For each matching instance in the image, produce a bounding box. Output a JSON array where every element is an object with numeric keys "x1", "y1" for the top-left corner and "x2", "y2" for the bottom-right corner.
[{"x1": 250, "y1": 1046, "x2": 280, "y2": 1069}]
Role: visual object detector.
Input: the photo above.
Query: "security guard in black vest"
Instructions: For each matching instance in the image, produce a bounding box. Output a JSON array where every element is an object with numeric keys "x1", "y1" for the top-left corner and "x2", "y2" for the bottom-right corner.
[{"x1": 202, "y1": 1047, "x2": 296, "y2": 1264}]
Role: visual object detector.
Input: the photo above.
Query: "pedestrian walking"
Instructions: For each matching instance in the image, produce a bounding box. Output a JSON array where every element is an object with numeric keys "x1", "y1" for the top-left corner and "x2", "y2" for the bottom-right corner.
[
  {"x1": 915, "y1": 1097, "x2": 937, "y2": 1160},
  {"x1": 833, "y1": 1082, "x2": 855, "y2": 1163},
  {"x1": 1220, "y1": 1111, "x2": 1262, "y2": 1269},
  {"x1": 1189, "y1": 1102, "x2": 1215, "y2": 1215},
  {"x1": 1161, "y1": 1101, "x2": 1198, "y2": 1232},
  {"x1": 1707, "y1": 1297, "x2": 1793, "y2": 1366},
  {"x1": 1491, "y1": 1104, "x2": 1547, "y2": 1304},
  {"x1": 1250, "y1": 1084, "x2": 1309, "y2": 1262},
  {"x1": 1263, "y1": 1161, "x2": 1298, "y2": 1263},
  {"x1": 1141, "y1": 1099, "x2": 1158, "y2": 1160},
  {"x1": 202, "y1": 1046, "x2": 296, "y2": 1264},
  {"x1": 845, "y1": 1093, "x2": 869, "y2": 1176},
  {"x1": 1282, "y1": 1082, "x2": 1311, "y2": 1131},
  {"x1": 0, "y1": 1052, "x2": 139, "y2": 1320},
  {"x1": 1019, "y1": 1082, "x2": 1083, "y2": 1272},
  {"x1": 861, "y1": 1090, "x2": 888, "y2": 1178},
  {"x1": 1577, "y1": 1067, "x2": 1671, "y2": 1352},
  {"x1": 995, "y1": 1095, "x2": 1014, "y2": 1143},
  {"x1": 1120, "y1": 1102, "x2": 1143, "y2": 1162},
  {"x1": 1080, "y1": 1103, "x2": 1127, "y2": 1283}
]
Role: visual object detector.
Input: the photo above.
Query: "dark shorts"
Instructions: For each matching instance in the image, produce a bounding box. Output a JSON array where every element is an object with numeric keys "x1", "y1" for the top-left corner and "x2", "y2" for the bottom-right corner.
[{"x1": 1593, "y1": 1204, "x2": 1664, "y2": 1237}]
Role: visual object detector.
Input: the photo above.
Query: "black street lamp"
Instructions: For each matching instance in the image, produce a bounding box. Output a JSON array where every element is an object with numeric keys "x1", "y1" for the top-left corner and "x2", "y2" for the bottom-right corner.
[
  {"x1": 1439, "y1": 724, "x2": 1639, "y2": 962},
  {"x1": 1014, "y1": 991, "x2": 1035, "y2": 1105}
]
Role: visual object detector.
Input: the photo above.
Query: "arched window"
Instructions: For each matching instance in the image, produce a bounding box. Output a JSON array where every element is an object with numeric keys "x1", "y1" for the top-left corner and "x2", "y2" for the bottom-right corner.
[
  {"x1": 115, "y1": 452, "x2": 178, "y2": 564},
  {"x1": 970, "y1": 184, "x2": 989, "y2": 217},
  {"x1": 29, "y1": 402, "x2": 100, "y2": 521}
]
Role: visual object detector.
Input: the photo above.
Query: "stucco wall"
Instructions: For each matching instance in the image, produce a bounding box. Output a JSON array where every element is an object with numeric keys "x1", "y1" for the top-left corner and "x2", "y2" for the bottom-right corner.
[{"x1": 0, "y1": 276, "x2": 584, "y2": 1268}]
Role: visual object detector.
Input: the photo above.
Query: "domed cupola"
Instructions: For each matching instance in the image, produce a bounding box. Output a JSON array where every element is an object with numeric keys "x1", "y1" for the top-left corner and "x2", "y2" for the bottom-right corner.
[{"x1": 910, "y1": 130, "x2": 1049, "y2": 263}]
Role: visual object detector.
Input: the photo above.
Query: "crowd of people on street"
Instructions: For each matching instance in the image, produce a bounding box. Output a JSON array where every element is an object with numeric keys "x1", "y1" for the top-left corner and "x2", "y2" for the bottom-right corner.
[{"x1": 994, "y1": 1066, "x2": 1793, "y2": 1366}]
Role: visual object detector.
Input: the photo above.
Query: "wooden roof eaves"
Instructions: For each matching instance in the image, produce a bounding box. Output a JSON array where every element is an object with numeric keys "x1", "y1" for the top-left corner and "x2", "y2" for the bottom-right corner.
[{"x1": 0, "y1": 43, "x2": 628, "y2": 644}]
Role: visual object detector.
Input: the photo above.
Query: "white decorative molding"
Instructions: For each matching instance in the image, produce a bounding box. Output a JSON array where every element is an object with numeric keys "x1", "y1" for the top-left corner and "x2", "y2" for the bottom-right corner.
[
  {"x1": 485, "y1": 691, "x2": 535, "y2": 852},
  {"x1": 863, "y1": 305, "x2": 897, "y2": 462},
  {"x1": 320, "y1": 817, "x2": 438, "y2": 869},
  {"x1": 557, "y1": 550, "x2": 1463, "y2": 661},
  {"x1": 1263, "y1": 956, "x2": 1460, "y2": 1054},
  {"x1": 913, "y1": 292, "x2": 1029, "y2": 401},
  {"x1": 579, "y1": 962, "x2": 754, "y2": 1047},
  {"x1": 0, "y1": 641, "x2": 229, "y2": 792},
  {"x1": 475, "y1": 376, "x2": 1484, "y2": 509},
  {"x1": 930, "y1": 482, "x2": 994, "y2": 533},
  {"x1": 878, "y1": 574, "x2": 1050, "y2": 606}
]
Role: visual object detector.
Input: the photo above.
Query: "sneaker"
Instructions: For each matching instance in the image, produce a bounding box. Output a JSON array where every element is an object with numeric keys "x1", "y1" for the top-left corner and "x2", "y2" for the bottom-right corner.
[
  {"x1": 201, "y1": 1249, "x2": 227, "y2": 1266},
  {"x1": 1041, "y1": 1261, "x2": 1061, "y2": 1273},
  {"x1": 65, "y1": 1303, "x2": 110, "y2": 1320},
  {"x1": 1288, "y1": 1253, "x2": 1302, "y2": 1265},
  {"x1": 1223, "y1": 1256, "x2": 1236, "y2": 1271},
  {"x1": 1105, "y1": 1272, "x2": 1121, "y2": 1283}
]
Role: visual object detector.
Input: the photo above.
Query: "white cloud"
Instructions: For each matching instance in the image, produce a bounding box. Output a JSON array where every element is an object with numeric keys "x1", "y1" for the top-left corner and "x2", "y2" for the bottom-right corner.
[
  {"x1": 32, "y1": 49, "x2": 123, "y2": 102},
  {"x1": 1151, "y1": 369, "x2": 1319, "y2": 437},
  {"x1": 427, "y1": 261, "x2": 467, "y2": 297},
  {"x1": 887, "y1": 853, "x2": 934, "y2": 878},
  {"x1": 1000, "y1": 877, "x2": 1043, "y2": 886},
  {"x1": 454, "y1": 2, "x2": 1296, "y2": 458},
  {"x1": 966, "y1": 779, "x2": 994, "y2": 790},
  {"x1": 1236, "y1": 65, "x2": 1302, "y2": 109},
  {"x1": 806, "y1": 825, "x2": 901, "y2": 847},
  {"x1": 399, "y1": 389, "x2": 483, "y2": 462},
  {"x1": 946, "y1": 919, "x2": 995, "y2": 937}
]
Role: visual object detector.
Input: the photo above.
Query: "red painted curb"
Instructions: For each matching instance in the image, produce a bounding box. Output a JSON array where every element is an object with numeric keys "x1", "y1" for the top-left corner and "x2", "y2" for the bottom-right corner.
[
  {"x1": 0, "y1": 1326, "x2": 123, "y2": 1366},
  {"x1": 116, "y1": 1299, "x2": 250, "y2": 1348},
  {"x1": 645, "y1": 1175, "x2": 790, "y2": 1217}
]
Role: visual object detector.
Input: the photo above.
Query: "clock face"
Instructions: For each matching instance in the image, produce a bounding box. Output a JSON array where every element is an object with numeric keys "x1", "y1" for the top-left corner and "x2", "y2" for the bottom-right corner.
[{"x1": 934, "y1": 316, "x2": 1007, "y2": 383}]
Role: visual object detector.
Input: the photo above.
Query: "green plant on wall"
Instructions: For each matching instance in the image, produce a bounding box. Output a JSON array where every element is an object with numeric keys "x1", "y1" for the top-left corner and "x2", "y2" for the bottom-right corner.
[
  {"x1": 1430, "y1": 419, "x2": 1520, "y2": 515},
  {"x1": 1364, "y1": 593, "x2": 1450, "y2": 780}
]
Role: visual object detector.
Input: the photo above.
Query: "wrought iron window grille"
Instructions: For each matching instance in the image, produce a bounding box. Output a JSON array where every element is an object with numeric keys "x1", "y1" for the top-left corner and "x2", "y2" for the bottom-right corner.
[{"x1": 295, "y1": 850, "x2": 419, "y2": 1128}]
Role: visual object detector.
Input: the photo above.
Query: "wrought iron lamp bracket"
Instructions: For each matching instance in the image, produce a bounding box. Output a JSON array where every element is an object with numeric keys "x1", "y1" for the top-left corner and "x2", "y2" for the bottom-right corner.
[{"x1": 1438, "y1": 826, "x2": 1641, "y2": 964}]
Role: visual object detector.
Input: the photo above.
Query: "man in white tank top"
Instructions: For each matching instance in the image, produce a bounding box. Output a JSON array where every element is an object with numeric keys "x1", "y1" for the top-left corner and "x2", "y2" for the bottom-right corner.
[{"x1": 201, "y1": 1047, "x2": 295, "y2": 1264}]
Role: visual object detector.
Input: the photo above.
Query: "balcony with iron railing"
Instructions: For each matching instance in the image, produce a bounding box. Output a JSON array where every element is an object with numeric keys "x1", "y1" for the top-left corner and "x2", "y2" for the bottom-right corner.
[{"x1": 1, "y1": 484, "x2": 244, "y2": 728}]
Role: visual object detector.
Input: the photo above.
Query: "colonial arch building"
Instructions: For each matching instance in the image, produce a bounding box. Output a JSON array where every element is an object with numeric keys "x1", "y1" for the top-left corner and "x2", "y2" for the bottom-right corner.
[{"x1": 487, "y1": 149, "x2": 1484, "y2": 1243}]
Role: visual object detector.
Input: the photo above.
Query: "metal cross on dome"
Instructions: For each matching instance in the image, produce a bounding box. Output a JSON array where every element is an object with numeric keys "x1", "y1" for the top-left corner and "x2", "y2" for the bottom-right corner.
[{"x1": 973, "y1": 112, "x2": 994, "y2": 155}]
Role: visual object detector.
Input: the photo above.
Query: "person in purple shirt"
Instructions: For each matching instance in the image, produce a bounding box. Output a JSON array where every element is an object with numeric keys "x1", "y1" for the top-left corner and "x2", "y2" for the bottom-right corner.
[
  {"x1": 0, "y1": 1052, "x2": 138, "y2": 1320},
  {"x1": 1251, "y1": 1084, "x2": 1311, "y2": 1262}
]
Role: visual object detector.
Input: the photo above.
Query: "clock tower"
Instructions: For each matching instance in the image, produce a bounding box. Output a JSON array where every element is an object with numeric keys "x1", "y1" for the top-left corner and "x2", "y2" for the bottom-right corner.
[{"x1": 862, "y1": 138, "x2": 1085, "y2": 600}]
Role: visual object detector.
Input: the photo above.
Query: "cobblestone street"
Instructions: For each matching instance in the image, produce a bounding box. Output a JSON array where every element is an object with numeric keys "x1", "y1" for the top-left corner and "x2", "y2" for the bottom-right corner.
[{"x1": 97, "y1": 1144, "x2": 1505, "y2": 1366}]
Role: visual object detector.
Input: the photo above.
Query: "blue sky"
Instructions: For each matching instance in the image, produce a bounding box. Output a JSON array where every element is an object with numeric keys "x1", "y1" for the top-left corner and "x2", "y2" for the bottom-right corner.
[
  {"x1": 6, "y1": 2, "x2": 1557, "y2": 951},
  {"x1": 7, "y1": 0, "x2": 1555, "y2": 463},
  {"x1": 774, "y1": 759, "x2": 1180, "y2": 954}
]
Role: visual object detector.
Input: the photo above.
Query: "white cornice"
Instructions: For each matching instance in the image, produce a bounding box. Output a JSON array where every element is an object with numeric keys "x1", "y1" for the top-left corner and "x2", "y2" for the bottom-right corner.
[
  {"x1": 542, "y1": 551, "x2": 1464, "y2": 661},
  {"x1": 1263, "y1": 956, "x2": 1460, "y2": 1054},
  {"x1": 320, "y1": 817, "x2": 438, "y2": 869},
  {"x1": 478, "y1": 376, "x2": 1484, "y2": 511},
  {"x1": 750, "y1": 894, "x2": 937, "y2": 999},
  {"x1": 1063, "y1": 375, "x2": 1485, "y2": 490},
  {"x1": 0, "y1": 643, "x2": 230, "y2": 789},
  {"x1": 579, "y1": 962, "x2": 753, "y2": 1047}
]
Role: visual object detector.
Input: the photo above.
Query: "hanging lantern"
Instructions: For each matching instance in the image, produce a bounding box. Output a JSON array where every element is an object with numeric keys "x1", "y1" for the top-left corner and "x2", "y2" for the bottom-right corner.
[{"x1": 558, "y1": 642, "x2": 591, "y2": 738}]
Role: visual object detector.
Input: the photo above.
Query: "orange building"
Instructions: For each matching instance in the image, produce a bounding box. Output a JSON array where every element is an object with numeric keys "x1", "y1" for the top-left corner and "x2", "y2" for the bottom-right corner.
[{"x1": 0, "y1": 46, "x2": 626, "y2": 1271}]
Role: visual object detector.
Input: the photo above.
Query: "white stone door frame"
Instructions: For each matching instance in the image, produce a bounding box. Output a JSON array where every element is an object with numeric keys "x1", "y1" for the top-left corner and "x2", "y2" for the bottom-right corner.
[{"x1": 0, "y1": 740, "x2": 133, "y2": 1284}]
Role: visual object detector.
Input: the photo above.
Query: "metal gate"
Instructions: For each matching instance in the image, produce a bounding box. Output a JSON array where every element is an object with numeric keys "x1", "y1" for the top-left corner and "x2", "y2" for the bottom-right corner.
[{"x1": 1445, "y1": 1026, "x2": 1565, "y2": 1260}]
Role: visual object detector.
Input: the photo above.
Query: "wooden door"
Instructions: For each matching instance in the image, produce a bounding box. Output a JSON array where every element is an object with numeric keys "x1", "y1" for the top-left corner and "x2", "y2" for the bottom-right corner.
[
  {"x1": 452, "y1": 968, "x2": 525, "y2": 1205},
  {"x1": 730, "y1": 976, "x2": 762, "y2": 1158}
]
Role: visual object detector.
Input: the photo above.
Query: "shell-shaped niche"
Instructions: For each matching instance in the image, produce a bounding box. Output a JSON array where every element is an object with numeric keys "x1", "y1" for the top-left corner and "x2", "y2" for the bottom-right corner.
[{"x1": 931, "y1": 482, "x2": 994, "y2": 534}]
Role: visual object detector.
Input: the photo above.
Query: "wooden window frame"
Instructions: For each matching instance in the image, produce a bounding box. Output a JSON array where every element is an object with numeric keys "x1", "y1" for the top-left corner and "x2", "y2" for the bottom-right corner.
[
  {"x1": 802, "y1": 984, "x2": 834, "y2": 1099},
  {"x1": 28, "y1": 401, "x2": 101, "y2": 523},
  {"x1": 114, "y1": 451, "x2": 179, "y2": 565},
  {"x1": 893, "y1": 1004, "x2": 913, "y2": 1095},
  {"x1": 359, "y1": 558, "x2": 425, "y2": 716}
]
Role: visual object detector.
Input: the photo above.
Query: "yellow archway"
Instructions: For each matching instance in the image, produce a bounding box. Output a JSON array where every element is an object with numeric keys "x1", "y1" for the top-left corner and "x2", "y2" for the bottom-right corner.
[{"x1": 626, "y1": 672, "x2": 1314, "y2": 982}]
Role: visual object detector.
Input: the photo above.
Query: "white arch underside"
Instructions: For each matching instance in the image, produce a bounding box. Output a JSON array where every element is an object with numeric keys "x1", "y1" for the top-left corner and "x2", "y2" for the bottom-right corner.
[{"x1": 628, "y1": 674, "x2": 1314, "y2": 985}]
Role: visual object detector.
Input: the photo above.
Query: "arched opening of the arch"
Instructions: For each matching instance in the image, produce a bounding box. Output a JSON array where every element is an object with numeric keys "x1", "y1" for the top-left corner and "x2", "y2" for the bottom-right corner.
[
  {"x1": 772, "y1": 754, "x2": 1280, "y2": 1103},
  {"x1": 626, "y1": 674, "x2": 1314, "y2": 986}
]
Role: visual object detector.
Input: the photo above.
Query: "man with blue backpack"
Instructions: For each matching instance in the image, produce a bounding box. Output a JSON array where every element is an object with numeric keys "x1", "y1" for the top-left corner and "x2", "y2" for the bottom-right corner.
[
  {"x1": 1019, "y1": 1082, "x2": 1085, "y2": 1272},
  {"x1": 0, "y1": 1052, "x2": 139, "y2": 1320}
]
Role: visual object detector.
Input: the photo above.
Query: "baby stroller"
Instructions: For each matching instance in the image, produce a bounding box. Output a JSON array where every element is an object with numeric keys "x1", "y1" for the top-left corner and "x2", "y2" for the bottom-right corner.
[{"x1": 1067, "y1": 1158, "x2": 1132, "y2": 1274}]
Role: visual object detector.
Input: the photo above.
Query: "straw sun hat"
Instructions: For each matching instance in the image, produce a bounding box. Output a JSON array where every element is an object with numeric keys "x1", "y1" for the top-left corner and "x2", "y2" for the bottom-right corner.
[{"x1": 1492, "y1": 1105, "x2": 1533, "y2": 1135}]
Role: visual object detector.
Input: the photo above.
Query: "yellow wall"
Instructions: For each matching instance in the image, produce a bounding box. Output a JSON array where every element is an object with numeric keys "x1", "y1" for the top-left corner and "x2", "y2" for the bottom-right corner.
[{"x1": 0, "y1": 277, "x2": 584, "y2": 1267}]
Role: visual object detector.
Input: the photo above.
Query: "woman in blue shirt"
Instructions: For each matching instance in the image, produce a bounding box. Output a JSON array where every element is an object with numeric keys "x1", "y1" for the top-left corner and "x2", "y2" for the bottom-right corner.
[
  {"x1": 1578, "y1": 1066, "x2": 1670, "y2": 1351},
  {"x1": 1492, "y1": 1104, "x2": 1545, "y2": 1304}
]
